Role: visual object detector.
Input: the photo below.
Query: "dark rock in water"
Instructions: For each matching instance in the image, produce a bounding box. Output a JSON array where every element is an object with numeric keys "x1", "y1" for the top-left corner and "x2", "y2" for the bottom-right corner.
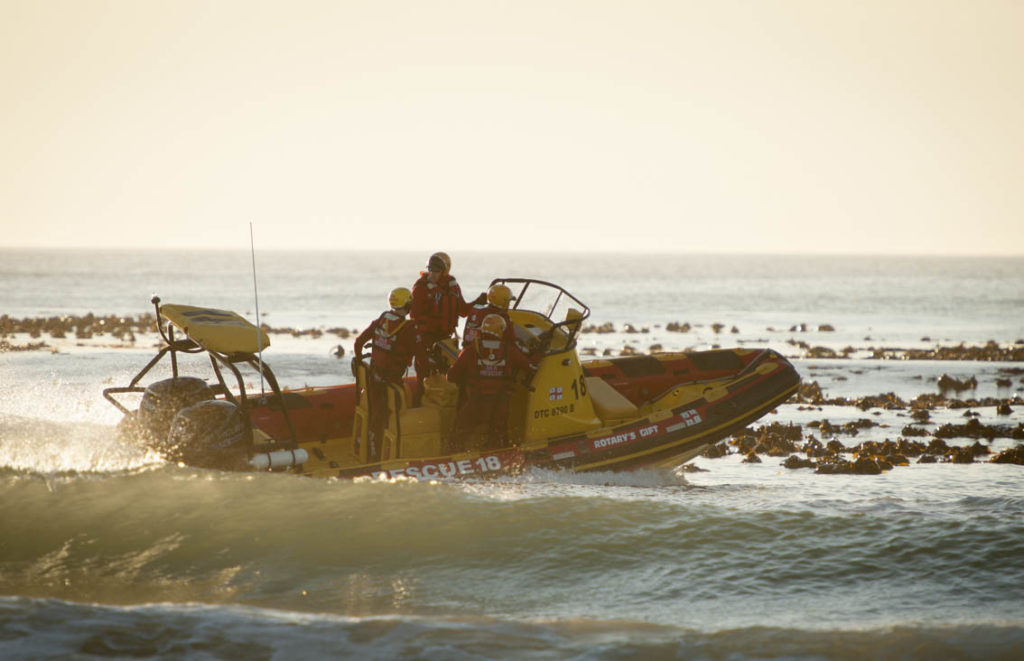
[
  {"x1": 918, "y1": 454, "x2": 938, "y2": 464},
  {"x1": 927, "y1": 438, "x2": 950, "y2": 454},
  {"x1": 901, "y1": 425, "x2": 930, "y2": 437},
  {"x1": 742, "y1": 451, "x2": 762, "y2": 463},
  {"x1": 795, "y1": 381, "x2": 825, "y2": 405},
  {"x1": 764, "y1": 422, "x2": 803, "y2": 442},
  {"x1": 970, "y1": 441, "x2": 991, "y2": 457},
  {"x1": 875, "y1": 342, "x2": 1024, "y2": 361},
  {"x1": 784, "y1": 455, "x2": 816, "y2": 469},
  {"x1": 732, "y1": 435, "x2": 757, "y2": 454},
  {"x1": 806, "y1": 346, "x2": 838, "y2": 359},
  {"x1": 938, "y1": 374, "x2": 977, "y2": 393},
  {"x1": 911, "y1": 393, "x2": 945, "y2": 410},
  {"x1": 997, "y1": 403, "x2": 1013, "y2": 415},
  {"x1": 996, "y1": 378, "x2": 1012, "y2": 387},
  {"x1": 991, "y1": 446, "x2": 1024, "y2": 465},
  {"x1": 946, "y1": 446, "x2": 975, "y2": 464},
  {"x1": 855, "y1": 392, "x2": 906, "y2": 411},
  {"x1": 756, "y1": 424, "x2": 800, "y2": 456},
  {"x1": 911, "y1": 408, "x2": 931, "y2": 422},
  {"x1": 702, "y1": 442, "x2": 729, "y2": 459},
  {"x1": 853, "y1": 439, "x2": 895, "y2": 458},
  {"x1": 826, "y1": 439, "x2": 845, "y2": 454},
  {"x1": 896, "y1": 439, "x2": 926, "y2": 457},
  {"x1": 679, "y1": 463, "x2": 709, "y2": 473},
  {"x1": 934, "y1": 420, "x2": 1017, "y2": 441},
  {"x1": 803, "y1": 438, "x2": 829, "y2": 458},
  {"x1": 816, "y1": 459, "x2": 853, "y2": 475},
  {"x1": 852, "y1": 456, "x2": 883, "y2": 474},
  {"x1": 885, "y1": 453, "x2": 910, "y2": 466}
]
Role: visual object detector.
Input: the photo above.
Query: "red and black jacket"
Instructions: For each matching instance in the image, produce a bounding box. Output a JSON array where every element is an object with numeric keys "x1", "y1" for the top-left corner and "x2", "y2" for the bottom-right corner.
[
  {"x1": 447, "y1": 336, "x2": 534, "y2": 396},
  {"x1": 411, "y1": 273, "x2": 471, "y2": 342},
  {"x1": 355, "y1": 310, "x2": 426, "y2": 382},
  {"x1": 461, "y1": 303, "x2": 515, "y2": 347}
]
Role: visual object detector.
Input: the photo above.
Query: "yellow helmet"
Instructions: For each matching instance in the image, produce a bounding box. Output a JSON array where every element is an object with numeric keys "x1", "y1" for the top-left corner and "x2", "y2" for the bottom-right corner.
[
  {"x1": 427, "y1": 251, "x2": 451, "y2": 274},
  {"x1": 480, "y1": 313, "x2": 507, "y2": 339},
  {"x1": 388, "y1": 287, "x2": 412, "y2": 309},
  {"x1": 486, "y1": 284, "x2": 513, "y2": 310}
]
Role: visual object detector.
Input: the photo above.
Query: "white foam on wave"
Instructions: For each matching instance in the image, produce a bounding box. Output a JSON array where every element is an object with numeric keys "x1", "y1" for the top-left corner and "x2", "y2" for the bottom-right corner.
[{"x1": 0, "y1": 414, "x2": 160, "y2": 474}]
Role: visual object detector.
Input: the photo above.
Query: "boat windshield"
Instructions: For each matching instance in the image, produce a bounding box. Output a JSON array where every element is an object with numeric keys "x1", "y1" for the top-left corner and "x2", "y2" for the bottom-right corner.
[{"x1": 491, "y1": 278, "x2": 591, "y2": 354}]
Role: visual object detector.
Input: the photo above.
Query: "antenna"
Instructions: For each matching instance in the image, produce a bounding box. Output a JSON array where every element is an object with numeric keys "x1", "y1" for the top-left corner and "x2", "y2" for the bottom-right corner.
[{"x1": 250, "y1": 222, "x2": 266, "y2": 399}]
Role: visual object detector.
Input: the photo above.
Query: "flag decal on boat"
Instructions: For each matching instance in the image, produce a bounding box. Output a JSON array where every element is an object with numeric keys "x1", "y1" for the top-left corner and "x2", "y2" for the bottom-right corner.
[{"x1": 549, "y1": 386, "x2": 563, "y2": 401}]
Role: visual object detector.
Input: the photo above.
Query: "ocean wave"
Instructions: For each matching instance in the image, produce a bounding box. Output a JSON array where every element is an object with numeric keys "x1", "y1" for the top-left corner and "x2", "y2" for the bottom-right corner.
[
  {"x1": 1, "y1": 597, "x2": 1022, "y2": 660},
  {"x1": 2, "y1": 466, "x2": 1023, "y2": 628}
]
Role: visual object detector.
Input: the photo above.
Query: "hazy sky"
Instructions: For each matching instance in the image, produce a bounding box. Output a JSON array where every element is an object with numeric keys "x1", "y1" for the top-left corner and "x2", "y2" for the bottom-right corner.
[{"x1": 2, "y1": 0, "x2": 1022, "y2": 254}]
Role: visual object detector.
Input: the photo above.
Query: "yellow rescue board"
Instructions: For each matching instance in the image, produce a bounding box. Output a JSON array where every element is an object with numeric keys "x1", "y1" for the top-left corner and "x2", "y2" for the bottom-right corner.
[{"x1": 160, "y1": 304, "x2": 269, "y2": 355}]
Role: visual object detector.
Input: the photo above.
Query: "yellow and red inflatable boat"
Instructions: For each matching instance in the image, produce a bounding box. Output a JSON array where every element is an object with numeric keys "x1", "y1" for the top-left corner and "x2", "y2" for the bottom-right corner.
[{"x1": 105, "y1": 280, "x2": 801, "y2": 479}]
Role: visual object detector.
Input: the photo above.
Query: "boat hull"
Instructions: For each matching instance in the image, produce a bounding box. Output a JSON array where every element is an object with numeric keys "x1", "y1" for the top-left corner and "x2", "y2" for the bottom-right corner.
[{"x1": 246, "y1": 348, "x2": 801, "y2": 480}]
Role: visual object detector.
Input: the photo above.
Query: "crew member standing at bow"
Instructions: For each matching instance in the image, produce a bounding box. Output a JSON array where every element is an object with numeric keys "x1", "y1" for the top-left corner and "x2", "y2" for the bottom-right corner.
[
  {"x1": 411, "y1": 252, "x2": 479, "y2": 383},
  {"x1": 354, "y1": 287, "x2": 426, "y2": 461},
  {"x1": 447, "y1": 314, "x2": 535, "y2": 452},
  {"x1": 462, "y1": 283, "x2": 516, "y2": 347}
]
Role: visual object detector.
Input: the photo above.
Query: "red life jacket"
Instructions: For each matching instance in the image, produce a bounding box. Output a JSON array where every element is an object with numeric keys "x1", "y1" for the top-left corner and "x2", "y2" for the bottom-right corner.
[
  {"x1": 412, "y1": 274, "x2": 465, "y2": 339},
  {"x1": 369, "y1": 311, "x2": 414, "y2": 380},
  {"x1": 468, "y1": 337, "x2": 511, "y2": 395},
  {"x1": 462, "y1": 304, "x2": 513, "y2": 346}
]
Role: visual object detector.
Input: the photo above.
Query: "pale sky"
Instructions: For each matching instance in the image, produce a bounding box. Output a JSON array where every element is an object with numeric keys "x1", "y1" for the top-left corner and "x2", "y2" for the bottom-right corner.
[{"x1": 1, "y1": 0, "x2": 1022, "y2": 254}]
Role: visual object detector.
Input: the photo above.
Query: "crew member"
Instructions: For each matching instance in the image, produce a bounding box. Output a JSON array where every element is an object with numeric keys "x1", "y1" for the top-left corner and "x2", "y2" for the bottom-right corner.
[
  {"x1": 446, "y1": 314, "x2": 535, "y2": 452},
  {"x1": 410, "y1": 252, "x2": 481, "y2": 380},
  {"x1": 354, "y1": 287, "x2": 426, "y2": 460},
  {"x1": 462, "y1": 283, "x2": 516, "y2": 347}
]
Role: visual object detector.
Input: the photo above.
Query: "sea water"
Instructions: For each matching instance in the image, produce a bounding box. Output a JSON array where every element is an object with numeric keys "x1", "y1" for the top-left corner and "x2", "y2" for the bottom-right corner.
[{"x1": 1, "y1": 249, "x2": 1023, "y2": 660}]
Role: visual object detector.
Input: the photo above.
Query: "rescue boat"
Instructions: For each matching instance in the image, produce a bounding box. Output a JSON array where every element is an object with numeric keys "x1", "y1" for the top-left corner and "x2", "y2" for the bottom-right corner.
[{"x1": 105, "y1": 279, "x2": 801, "y2": 479}]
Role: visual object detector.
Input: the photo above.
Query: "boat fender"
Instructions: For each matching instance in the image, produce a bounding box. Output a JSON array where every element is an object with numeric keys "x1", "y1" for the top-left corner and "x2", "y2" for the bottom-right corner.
[{"x1": 250, "y1": 448, "x2": 309, "y2": 470}]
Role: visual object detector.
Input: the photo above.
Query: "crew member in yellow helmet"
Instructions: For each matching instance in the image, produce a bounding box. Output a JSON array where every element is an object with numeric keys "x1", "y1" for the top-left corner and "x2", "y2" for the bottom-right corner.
[
  {"x1": 354, "y1": 287, "x2": 427, "y2": 460},
  {"x1": 462, "y1": 283, "x2": 516, "y2": 347},
  {"x1": 447, "y1": 313, "x2": 535, "y2": 452}
]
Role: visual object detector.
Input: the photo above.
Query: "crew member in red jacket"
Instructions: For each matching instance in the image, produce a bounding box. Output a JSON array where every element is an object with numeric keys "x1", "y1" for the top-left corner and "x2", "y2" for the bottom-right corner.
[
  {"x1": 447, "y1": 314, "x2": 535, "y2": 452},
  {"x1": 411, "y1": 252, "x2": 481, "y2": 386},
  {"x1": 462, "y1": 283, "x2": 516, "y2": 347},
  {"x1": 354, "y1": 287, "x2": 426, "y2": 460}
]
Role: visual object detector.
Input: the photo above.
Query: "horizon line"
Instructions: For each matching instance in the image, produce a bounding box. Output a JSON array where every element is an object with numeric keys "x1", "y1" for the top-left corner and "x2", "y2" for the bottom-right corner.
[{"x1": 1, "y1": 244, "x2": 1022, "y2": 259}]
